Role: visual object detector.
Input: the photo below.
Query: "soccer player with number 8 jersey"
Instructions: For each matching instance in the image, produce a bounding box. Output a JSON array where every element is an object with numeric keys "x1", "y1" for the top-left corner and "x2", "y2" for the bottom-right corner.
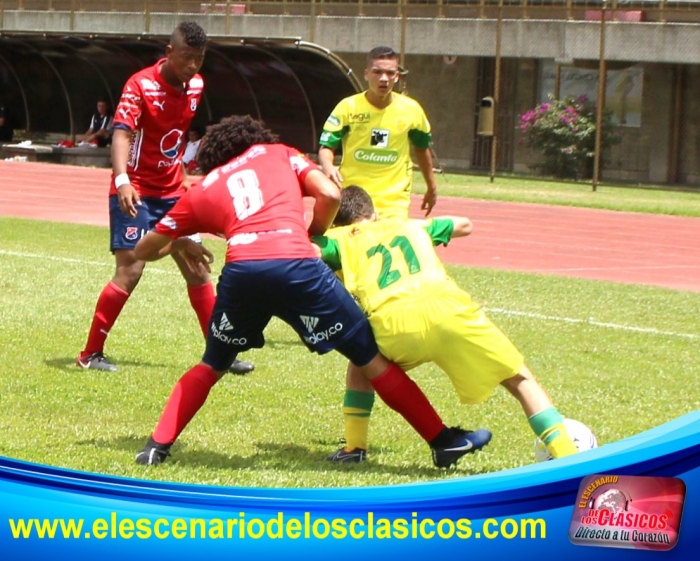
[{"x1": 131, "y1": 115, "x2": 491, "y2": 468}]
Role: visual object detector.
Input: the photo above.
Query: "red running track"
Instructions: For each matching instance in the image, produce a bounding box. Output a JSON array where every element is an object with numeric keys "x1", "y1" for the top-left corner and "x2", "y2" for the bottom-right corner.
[{"x1": 2, "y1": 160, "x2": 700, "y2": 292}]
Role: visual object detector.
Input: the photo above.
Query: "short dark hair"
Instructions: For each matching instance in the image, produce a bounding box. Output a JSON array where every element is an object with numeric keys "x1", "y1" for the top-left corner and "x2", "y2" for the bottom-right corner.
[
  {"x1": 366, "y1": 46, "x2": 398, "y2": 67},
  {"x1": 334, "y1": 185, "x2": 375, "y2": 226},
  {"x1": 173, "y1": 21, "x2": 208, "y2": 49},
  {"x1": 197, "y1": 115, "x2": 279, "y2": 174}
]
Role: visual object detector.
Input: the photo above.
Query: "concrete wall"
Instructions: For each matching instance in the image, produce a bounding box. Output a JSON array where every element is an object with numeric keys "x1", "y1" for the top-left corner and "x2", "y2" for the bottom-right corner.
[{"x1": 3, "y1": 10, "x2": 700, "y2": 185}]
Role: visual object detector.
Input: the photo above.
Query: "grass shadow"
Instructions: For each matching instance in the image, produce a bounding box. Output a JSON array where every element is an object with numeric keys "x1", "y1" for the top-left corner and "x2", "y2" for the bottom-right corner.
[{"x1": 45, "y1": 356, "x2": 173, "y2": 372}]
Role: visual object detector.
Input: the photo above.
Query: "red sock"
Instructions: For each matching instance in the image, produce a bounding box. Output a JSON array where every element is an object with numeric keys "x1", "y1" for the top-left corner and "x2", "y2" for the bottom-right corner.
[
  {"x1": 370, "y1": 363, "x2": 445, "y2": 443},
  {"x1": 152, "y1": 364, "x2": 218, "y2": 444},
  {"x1": 187, "y1": 282, "x2": 216, "y2": 338},
  {"x1": 81, "y1": 281, "x2": 130, "y2": 357}
]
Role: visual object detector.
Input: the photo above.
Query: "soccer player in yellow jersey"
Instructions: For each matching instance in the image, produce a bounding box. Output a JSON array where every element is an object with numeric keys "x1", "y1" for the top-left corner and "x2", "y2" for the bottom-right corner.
[
  {"x1": 313, "y1": 186, "x2": 579, "y2": 464},
  {"x1": 318, "y1": 46, "x2": 438, "y2": 219}
]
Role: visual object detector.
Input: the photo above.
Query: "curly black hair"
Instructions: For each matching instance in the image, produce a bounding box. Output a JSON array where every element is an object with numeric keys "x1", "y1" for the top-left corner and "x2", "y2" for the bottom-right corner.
[
  {"x1": 173, "y1": 21, "x2": 208, "y2": 49},
  {"x1": 333, "y1": 185, "x2": 375, "y2": 227},
  {"x1": 197, "y1": 115, "x2": 280, "y2": 174}
]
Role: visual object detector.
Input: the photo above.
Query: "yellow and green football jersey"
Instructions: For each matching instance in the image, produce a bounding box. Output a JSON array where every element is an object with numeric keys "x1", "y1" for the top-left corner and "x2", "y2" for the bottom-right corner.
[
  {"x1": 319, "y1": 92, "x2": 432, "y2": 218},
  {"x1": 314, "y1": 217, "x2": 454, "y2": 315}
]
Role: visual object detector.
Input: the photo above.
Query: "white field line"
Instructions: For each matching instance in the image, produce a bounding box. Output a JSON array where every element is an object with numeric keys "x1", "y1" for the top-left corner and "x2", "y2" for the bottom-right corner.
[
  {"x1": 485, "y1": 307, "x2": 699, "y2": 340},
  {"x1": 0, "y1": 249, "x2": 173, "y2": 275},
  {"x1": 2, "y1": 249, "x2": 698, "y2": 341}
]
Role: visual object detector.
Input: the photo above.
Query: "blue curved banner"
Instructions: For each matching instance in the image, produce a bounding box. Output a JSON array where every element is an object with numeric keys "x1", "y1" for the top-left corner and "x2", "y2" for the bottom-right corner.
[{"x1": 1, "y1": 412, "x2": 699, "y2": 560}]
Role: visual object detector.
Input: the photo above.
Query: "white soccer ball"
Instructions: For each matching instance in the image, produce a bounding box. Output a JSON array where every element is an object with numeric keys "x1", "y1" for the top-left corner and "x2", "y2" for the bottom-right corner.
[{"x1": 534, "y1": 418, "x2": 597, "y2": 462}]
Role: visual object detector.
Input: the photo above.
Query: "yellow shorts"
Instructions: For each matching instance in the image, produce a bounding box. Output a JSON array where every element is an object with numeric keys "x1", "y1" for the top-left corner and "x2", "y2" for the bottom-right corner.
[{"x1": 369, "y1": 285, "x2": 524, "y2": 404}]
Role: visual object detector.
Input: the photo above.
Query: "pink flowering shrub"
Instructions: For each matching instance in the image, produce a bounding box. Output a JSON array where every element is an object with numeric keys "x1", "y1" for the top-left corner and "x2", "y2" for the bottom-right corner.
[{"x1": 519, "y1": 95, "x2": 620, "y2": 179}]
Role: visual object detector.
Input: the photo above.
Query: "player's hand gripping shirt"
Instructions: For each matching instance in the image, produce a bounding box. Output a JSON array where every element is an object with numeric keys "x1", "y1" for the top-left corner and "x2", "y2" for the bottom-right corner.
[
  {"x1": 313, "y1": 217, "x2": 454, "y2": 315},
  {"x1": 319, "y1": 93, "x2": 432, "y2": 218},
  {"x1": 154, "y1": 144, "x2": 319, "y2": 263},
  {"x1": 111, "y1": 59, "x2": 203, "y2": 198}
]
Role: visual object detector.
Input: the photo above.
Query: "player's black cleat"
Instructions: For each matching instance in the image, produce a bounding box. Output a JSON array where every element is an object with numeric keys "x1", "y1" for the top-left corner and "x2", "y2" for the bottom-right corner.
[
  {"x1": 326, "y1": 446, "x2": 367, "y2": 463},
  {"x1": 135, "y1": 437, "x2": 172, "y2": 466},
  {"x1": 431, "y1": 427, "x2": 492, "y2": 468},
  {"x1": 229, "y1": 359, "x2": 255, "y2": 375}
]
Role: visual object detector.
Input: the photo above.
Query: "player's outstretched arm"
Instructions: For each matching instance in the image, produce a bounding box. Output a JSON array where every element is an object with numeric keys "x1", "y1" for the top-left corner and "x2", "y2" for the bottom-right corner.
[
  {"x1": 412, "y1": 146, "x2": 438, "y2": 216},
  {"x1": 434, "y1": 216, "x2": 473, "y2": 238},
  {"x1": 134, "y1": 231, "x2": 173, "y2": 262},
  {"x1": 448, "y1": 216, "x2": 473, "y2": 238},
  {"x1": 112, "y1": 127, "x2": 141, "y2": 217},
  {"x1": 304, "y1": 169, "x2": 341, "y2": 236},
  {"x1": 318, "y1": 146, "x2": 343, "y2": 187}
]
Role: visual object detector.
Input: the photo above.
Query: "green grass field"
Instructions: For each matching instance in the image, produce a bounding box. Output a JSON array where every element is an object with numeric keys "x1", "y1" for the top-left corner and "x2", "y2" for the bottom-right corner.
[{"x1": 1, "y1": 214, "x2": 698, "y2": 488}]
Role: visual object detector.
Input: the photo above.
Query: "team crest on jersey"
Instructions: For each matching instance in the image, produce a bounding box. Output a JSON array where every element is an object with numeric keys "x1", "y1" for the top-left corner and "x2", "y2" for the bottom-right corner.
[
  {"x1": 125, "y1": 227, "x2": 139, "y2": 241},
  {"x1": 160, "y1": 129, "x2": 183, "y2": 159},
  {"x1": 371, "y1": 128, "x2": 390, "y2": 147},
  {"x1": 190, "y1": 98, "x2": 198, "y2": 112},
  {"x1": 395, "y1": 118, "x2": 409, "y2": 133}
]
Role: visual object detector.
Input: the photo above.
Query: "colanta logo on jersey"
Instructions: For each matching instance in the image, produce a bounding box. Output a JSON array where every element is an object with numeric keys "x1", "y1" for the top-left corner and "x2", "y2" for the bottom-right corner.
[
  {"x1": 325, "y1": 114, "x2": 341, "y2": 127},
  {"x1": 160, "y1": 129, "x2": 183, "y2": 159},
  {"x1": 354, "y1": 148, "x2": 399, "y2": 164}
]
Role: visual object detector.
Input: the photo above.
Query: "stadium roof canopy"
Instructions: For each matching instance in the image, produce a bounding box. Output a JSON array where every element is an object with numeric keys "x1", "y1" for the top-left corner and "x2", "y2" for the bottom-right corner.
[{"x1": 0, "y1": 32, "x2": 361, "y2": 152}]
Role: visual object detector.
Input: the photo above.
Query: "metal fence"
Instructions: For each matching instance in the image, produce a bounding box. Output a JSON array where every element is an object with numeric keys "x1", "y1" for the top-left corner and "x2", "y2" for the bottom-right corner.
[{"x1": 2, "y1": 1, "x2": 700, "y2": 24}]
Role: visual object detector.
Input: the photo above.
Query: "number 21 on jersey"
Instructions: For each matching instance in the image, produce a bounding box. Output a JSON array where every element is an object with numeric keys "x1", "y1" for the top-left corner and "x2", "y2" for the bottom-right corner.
[{"x1": 367, "y1": 235, "x2": 421, "y2": 289}]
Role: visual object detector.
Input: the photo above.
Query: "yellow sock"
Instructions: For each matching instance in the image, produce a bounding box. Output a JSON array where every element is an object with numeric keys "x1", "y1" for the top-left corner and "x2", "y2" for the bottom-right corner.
[
  {"x1": 342, "y1": 390, "x2": 375, "y2": 451},
  {"x1": 540, "y1": 424, "x2": 578, "y2": 458},
  {"x1": 529, "y1": 407, "x2": 578, "y2": 459}
]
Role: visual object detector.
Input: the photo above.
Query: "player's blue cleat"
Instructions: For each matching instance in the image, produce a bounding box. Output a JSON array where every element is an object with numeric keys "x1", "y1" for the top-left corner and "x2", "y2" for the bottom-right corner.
[{"x1": 431, "y1": 427, "x2": 492, "y2": 468}]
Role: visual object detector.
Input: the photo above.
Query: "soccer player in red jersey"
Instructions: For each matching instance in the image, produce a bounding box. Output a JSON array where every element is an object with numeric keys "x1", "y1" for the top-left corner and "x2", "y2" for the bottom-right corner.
[
  {"x1": 75, "y1": 21, "x2": 253, "y2": 375},
  {"x1": 132, "y1": 115, "x2": 491, "y2": 468}
]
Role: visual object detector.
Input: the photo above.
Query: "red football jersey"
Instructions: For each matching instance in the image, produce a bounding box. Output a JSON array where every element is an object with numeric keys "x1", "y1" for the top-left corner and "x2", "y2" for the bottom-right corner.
[
  {"x1": 154, "y1": 144, "x2": 319, "y2": 262},
  {"x1": 110, "y1": 59, "x2": 203, "y2": 198}
]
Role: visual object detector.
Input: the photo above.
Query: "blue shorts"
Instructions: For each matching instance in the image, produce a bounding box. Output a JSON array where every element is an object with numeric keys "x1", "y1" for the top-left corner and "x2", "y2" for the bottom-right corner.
[
  {"x1": 109, "y1": 195, "x2": 179, "y2": 252},
  {"x1": 202, "y1": 258, "x2": 379, "y2": 371}
]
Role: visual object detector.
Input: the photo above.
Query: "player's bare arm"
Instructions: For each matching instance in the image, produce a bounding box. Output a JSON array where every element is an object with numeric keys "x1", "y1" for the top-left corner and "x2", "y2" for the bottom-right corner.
[
  {"x1": 318, "y1": 146, "x2": 344, "y2": 187},
  {"x1": 412, "y1": 146, "x2": 438, "y2": 216},
  {"x1": 134, "y1": 231, "x2": 211, "y2": 267},
  {"x1": 112, "y1": 128, "x2": 141, "y2": 217},
  {"x1": 435, "y1": 216, "x2": 473, "y2": 238},
  {"x1": 304, "y1": 169, "x2": 342, "y2": 236},
  {"x1": 175, "y1": 238, "x2": 214, "y2": 275}
]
